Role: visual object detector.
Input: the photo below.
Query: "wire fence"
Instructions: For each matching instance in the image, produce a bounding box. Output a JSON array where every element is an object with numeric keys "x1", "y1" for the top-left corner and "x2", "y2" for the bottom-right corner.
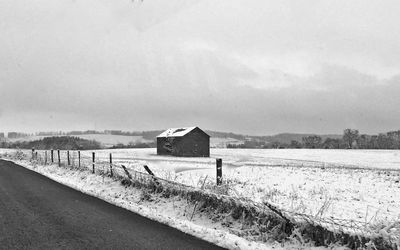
[{"x1": 1, "y1": 148, "x2": 399, "y2": 249}]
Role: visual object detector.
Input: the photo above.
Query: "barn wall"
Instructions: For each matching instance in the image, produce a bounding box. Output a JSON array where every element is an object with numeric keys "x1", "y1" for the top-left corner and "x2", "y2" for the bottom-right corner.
[
  {"x1": 157, "y1": 137, "x2": 182, "y2": 155},
  {"x1": 157, "y1": 127, "x2": 210, "y2": 157},
  {"x1": 174, "y1": 129, "x2": 210, "y2": 157},
  {"x1": 157, "y1": 137, "x2": 171, "y2": 155}
]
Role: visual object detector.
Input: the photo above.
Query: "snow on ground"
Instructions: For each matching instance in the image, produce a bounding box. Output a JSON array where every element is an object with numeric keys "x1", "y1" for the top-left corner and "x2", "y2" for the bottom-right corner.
[
  {"x1": 210, "y1": 138, "x2": 244, "y2": 148},
  {"x1": 0, "y1": 153, "x2": 341, "y2": 250},
  {"x1": 2, "y1": 148, "x2": 400, "y2": 236},
  {"x1": 86, "y1": 148, "x2": 400, "y2": 226},
  {"x1": 86, "y1": 148, "x2": 400, "y2": 170}
]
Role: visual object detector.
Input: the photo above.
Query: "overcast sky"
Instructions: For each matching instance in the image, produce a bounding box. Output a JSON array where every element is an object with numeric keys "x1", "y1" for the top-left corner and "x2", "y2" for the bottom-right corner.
[{"x1": 1, "y1": 0, "x2": 400, "y2": 135}]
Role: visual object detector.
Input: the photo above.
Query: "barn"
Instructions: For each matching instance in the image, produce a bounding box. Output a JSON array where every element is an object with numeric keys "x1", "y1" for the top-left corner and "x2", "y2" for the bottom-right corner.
[{"x1": 157, "y1": 127, "x2": 210, "y2": 157}]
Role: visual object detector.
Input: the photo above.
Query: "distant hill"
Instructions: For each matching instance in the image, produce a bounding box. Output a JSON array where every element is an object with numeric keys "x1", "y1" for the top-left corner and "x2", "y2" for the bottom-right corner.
[
  {"x1": 262, "y1": 133, "x2": 342, "y2": 144},
  {"x1": 0, "y1": 129, "x2": 342, "y2": 148},
  {"x1": 4, "y1": 129, "x2": 400, "y2": 149},
  {"x1": 205, "y1": 131, "x2": 341, "y2": 145},
  {"x1": 205, "y1": 131, "x2": 246, "y2": 140},
  {"x1": 4, "y1": 136, "x2": 101, "y2": 150}
]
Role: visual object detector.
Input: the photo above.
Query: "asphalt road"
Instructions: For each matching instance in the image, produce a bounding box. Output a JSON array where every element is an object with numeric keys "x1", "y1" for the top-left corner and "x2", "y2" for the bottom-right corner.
[{"x1": 0, "y1": 160, "x2": 225, "y2": 250}]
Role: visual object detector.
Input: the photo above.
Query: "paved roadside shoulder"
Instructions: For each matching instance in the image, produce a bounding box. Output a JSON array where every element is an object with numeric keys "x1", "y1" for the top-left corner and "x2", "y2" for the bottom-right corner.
[{"x1": 0, "y1": 160, "x2": 225, "y2": 250}]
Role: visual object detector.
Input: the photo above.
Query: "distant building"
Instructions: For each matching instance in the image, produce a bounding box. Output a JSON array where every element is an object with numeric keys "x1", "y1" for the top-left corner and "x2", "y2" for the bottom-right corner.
[
  {"x1": 105, "y1": 130, "x2": 122, "y2": 135},
  {"x1": 0, "y1": 132, "x2": 4, "y2": 138},
  {"x1": 7, "y1": 132, "x2": 29, "y2": 139},
  {"x1": 7, "y1": 132, "x2": 18, "y2": 139},
  {"x1": 157, "y1": 127, "x2": 210, "y2": 157}
]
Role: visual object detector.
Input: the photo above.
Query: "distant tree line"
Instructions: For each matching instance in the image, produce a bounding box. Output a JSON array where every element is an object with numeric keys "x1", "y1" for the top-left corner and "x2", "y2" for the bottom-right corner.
[
  {"x1": 0, "y1": 136, "x2": 102, "y2": 150},
  {"x1": 31, "y1": 130, "x2": 162, "y2": 141},
  {"x1": 109, "y1": 141, "x2": 156, "y2": 149},
  {"x1": 6, "y1": 132, "x2": 31, "y2": 139},
  {"x1": 67, "y1": 130, "x2": 162, "y2": 141},
  {"x1": 206, "y1": 131, "x2": 246, "y2": 141},
  {"x1": 227, "y1": 129, "x2": 400, "y2": 150},
  {"x1": 1, "y1": 129, "x2": 260, "y2": 142}
]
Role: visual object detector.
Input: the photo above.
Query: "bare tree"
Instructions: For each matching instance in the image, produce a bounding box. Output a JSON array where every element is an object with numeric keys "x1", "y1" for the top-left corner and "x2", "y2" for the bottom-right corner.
[
  {"x1": 302, "y1": 135, "x2": 322, "y2": 148},
  {"x1": 343, "y1": 129, "x2": 359, "y2": 149}
]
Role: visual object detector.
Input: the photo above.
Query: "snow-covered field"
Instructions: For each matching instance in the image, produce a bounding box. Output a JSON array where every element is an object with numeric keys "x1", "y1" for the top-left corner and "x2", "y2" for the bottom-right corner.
[
  {"x1": 85, "y1": 148, "x2": 400, "y2": 226},
  {"x1": 89, "y1": 148, "x2": 400, "y2": 170},
  {"x1": 210, "y1": 137, "x2": 244, "y2": 148},
  {"x1": 2, "y1": 148, "x2": 400, "y2": 231},
  {"x1": 0, "y1": 149, "x2": 344, "y2": 250}
]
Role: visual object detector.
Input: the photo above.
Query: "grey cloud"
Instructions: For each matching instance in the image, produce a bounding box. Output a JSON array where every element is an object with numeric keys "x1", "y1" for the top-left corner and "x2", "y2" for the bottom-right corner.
[
  {"x1": 1, "y1": 0, "x2": 400, "y2": 134},
  {"x1": 1, "y1": 64, "x2": 400, "y2": 134}
]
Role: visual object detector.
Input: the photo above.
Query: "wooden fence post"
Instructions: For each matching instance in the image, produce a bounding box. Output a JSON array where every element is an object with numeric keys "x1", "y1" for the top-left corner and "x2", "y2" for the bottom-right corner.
[
  {"x1": 44, "y1": 151, "x2": 47, "y2": 165},
  {"x1": 78, "y1": 151, "x2": 81, "y2": 168},
  {"x1": 109, "y1": 153, "x2": 113, "y2": 177},
  {"x1": 92, "y1": 152, "x2": 95, "y2": 173},
  {"x1": 144, "y1": 165, "x2": 155, "y2": 176},
  {"x1": 121, "y1": 165, "x2": 132, "y2": 180},
  {"x1": 57, "y1": 150, "x2": 61, "y2": 167},
  {"x1": 51, "y1": 150, "x2": 54, "y2": 163},
  {"x1": 67, "y1": 151, "x2": 70, "y2": 166},
  {"x1": 143, "y1": 165, "x2": 160, "y2": 186},
  {"x1": 216, "y1": 158, "x2": 222, "y2": 186}
]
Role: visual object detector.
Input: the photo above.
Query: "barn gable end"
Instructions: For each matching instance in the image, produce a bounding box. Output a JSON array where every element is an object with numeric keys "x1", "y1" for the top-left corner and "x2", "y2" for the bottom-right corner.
[{"x1": 156, "y1": 127, "x2": 210, "y2": 157}]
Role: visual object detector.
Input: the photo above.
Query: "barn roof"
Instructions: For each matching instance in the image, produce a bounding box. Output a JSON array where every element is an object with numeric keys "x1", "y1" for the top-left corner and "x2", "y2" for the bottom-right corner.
[{"x1": 157, "y1": 127, "x2": 200, "y2": 138}]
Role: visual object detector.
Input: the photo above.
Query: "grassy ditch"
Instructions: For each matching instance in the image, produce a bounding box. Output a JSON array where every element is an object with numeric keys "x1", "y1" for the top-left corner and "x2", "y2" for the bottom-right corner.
[{"x1": 113, "y1": 165, "x2": 398, "y2": 249}]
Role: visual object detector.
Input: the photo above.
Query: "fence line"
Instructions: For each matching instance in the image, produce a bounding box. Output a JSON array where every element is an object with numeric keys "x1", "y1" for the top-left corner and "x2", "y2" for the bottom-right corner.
[{"x1": 7, "y1": 148, "x2": 399, "y2": 247}]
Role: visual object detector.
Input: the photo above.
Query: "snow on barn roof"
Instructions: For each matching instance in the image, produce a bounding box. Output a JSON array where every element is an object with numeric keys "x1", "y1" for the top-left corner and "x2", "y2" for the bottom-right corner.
[{"x1": 157, "y1": 127, "x2": 198, "y2": 138}]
